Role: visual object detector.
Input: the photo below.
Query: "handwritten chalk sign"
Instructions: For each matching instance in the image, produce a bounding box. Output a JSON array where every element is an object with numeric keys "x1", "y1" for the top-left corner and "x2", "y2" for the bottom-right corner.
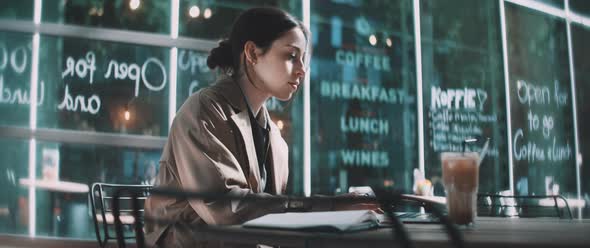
[
  {"x1": 0, "y1": 33, "x2": 40, "y2": 126},
  {"x1": 0, "y1": 39, "x2": 45, "y2": 105},
  {"x1": 511, "y1": 79, "x2": 573, "y2": 163},
  {"x1": 426, "y1": 85, "x2": 500, "y2": 157},
  {"x1": 0, "y1": 42, "x2": 30, "y2": 74},
  {"x1": 49, "y1": 48, "x2": 169, "y2": 117}
]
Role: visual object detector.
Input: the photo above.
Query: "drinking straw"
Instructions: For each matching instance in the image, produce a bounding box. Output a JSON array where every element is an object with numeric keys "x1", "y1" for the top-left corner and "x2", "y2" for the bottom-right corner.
[{"x1": 477, "y1": 138, "x2": 491, "y2": 165}]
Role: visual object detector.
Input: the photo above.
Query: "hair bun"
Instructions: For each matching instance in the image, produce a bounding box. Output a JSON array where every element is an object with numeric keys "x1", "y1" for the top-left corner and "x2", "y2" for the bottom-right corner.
[{"x1": 207, "y1": 39, "x2": 234, "y2": 70}]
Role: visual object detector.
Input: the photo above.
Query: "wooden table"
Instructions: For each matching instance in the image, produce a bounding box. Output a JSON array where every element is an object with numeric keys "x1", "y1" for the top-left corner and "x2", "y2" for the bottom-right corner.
[{"x1": 184, "y1": 217, "x2": 590, "y2": 248}]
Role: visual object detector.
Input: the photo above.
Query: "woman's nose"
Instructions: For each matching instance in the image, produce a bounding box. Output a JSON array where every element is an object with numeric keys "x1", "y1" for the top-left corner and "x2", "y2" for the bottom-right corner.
[{"x1": 295, "y1": 63, "x2": 306, "y2": 78}]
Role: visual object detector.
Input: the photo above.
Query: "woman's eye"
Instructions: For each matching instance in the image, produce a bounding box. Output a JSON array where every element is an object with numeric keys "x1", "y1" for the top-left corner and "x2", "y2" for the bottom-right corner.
[{"x1": 289, "y1": 53, "x2": 297, "y2": 60}]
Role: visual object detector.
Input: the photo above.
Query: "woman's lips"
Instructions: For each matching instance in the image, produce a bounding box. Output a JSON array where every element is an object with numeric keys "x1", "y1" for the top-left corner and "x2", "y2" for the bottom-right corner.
[{"x1": 288, "y1": 82, "x2": 299, "y2": 90}]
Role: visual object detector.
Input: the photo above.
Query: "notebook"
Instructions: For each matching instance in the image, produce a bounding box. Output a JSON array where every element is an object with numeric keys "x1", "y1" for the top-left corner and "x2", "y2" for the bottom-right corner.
[
  {"x1": 243, "y1": 210, "x2": 381, "y2": 232},
  {"x1": 243, "y1": 210, "x2": 439, "y2": 232}
]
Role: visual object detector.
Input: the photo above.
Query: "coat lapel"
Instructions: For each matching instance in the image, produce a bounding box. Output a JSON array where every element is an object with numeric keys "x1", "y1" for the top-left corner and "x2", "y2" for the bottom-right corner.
[
  {"x1": 230, "y1": 111, "x2": 261, "y2": 193},
  {"x1": 217, "y1": 76, "x2": 287, "y2": 194}
]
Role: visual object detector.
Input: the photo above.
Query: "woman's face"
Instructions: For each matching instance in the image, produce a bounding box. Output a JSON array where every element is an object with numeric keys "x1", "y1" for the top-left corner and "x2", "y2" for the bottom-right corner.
[{"x1": 251, "y1": 27, "x2": 307, "y2": 101}]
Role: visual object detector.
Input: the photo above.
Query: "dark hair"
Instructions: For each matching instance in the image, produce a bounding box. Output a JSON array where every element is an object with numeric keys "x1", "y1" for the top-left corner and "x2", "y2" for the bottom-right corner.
[{"x1": 206, "y1": 7, "x2": 309, "y2": 74}]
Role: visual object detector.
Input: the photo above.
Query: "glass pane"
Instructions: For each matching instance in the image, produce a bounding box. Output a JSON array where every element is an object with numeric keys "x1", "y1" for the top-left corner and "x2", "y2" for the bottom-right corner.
[
  {"x1": 570, "y1": 0, "x2": 590, "y2": 16},
  {"x1": 506, "y1": 3, "x2": 576, "y2": 199},
  {"x1": 37, "y1": 35, "x2": 170, "y2": 136},
  {"x1": 0, "y1": 31, "x2": 31, "y2": 127},
  {"x1": 271, "y1": 91, "x2": 304, "y2": 194},
  {"x1": 421, "y1": 0, "x2": 508, "y2": 195},
  {"x1": 33, "y1": 140, "x2": 161, "y2": 238},
  {"x1": 572, "y1": 24, "x2": 590, "y2": 218},
  {"x1": 176, "y1": 49, "x2": 215, "y2": 108},
  {"x1": 0, "y1": 0, "x2": 33, "y2": 20},
  {"x1": 0, "y1": 138, "x2": 29, "y2": 235},
  {"x1": 43, "y1": 0, "x2": 171, "y2": 34},
  {"x1": 310, "y1": 0, "x2": 417, "y2": 194},
  {"x1": 533, "y1": 0, "x2": 564, "y2": 8},
  {"x1": 179, "y1": 0, "x2": 301, "y2": 39}
]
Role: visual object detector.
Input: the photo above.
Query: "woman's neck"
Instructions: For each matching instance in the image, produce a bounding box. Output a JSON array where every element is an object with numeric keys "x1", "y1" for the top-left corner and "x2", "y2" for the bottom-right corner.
[{"x1": 236, "y1": 74, "x2": 270, "y2": 116}]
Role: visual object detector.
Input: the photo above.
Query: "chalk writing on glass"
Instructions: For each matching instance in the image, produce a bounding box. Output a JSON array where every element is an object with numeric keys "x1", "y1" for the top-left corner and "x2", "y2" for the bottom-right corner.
[{"x1": 511, "y1": 79, "x2": 572, "y2": 163}]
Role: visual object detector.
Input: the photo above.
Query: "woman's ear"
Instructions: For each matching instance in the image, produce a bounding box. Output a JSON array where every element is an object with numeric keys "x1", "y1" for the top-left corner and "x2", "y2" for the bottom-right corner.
[{"x1": 243, "y1": 41, "x2": 258, "y2": 65}]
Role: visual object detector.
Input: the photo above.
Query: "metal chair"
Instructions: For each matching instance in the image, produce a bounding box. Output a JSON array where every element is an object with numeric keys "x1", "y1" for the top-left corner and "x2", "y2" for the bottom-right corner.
[
  {"x1": 90, "y1": 183, "x2": 151, "y2": 247},
  {"x1": 477, "y1": 193, "x2": 573, "y2": 219}
]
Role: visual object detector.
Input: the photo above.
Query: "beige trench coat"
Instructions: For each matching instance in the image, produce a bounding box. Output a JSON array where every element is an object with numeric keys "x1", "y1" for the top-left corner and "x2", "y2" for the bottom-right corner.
[{"x1": 144, "y1": 76, "x2": 290, "y2": 247}]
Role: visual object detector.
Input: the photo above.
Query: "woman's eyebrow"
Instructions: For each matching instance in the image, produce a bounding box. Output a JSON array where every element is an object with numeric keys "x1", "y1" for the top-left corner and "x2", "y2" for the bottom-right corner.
[{"x1": 285, "y1": 44, "x2": 303, "y2": 53}]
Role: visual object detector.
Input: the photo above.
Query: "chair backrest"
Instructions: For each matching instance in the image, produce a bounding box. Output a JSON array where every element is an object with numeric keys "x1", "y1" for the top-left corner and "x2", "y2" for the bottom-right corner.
[
  {"x1": 90, "y1": 183, "x2": 151, "y2": 248},
  {"x1": 477, "y1": 193, "x2": 573, "y2": 219}
]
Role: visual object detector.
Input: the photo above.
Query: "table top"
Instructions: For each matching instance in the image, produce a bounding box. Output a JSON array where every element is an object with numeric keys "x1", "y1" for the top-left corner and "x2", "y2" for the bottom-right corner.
[
  {"x1": 19, "y1": 178, "x2": 89, "y2": 193},
  {"x1": 186, "y1": 217, "x2": 590, "y2": 248}
]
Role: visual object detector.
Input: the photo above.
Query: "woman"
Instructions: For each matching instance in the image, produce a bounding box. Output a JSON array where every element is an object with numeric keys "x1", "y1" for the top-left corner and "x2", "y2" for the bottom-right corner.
[{"x1": 145, "y1": 7, "x2": 373, "y2": 247}]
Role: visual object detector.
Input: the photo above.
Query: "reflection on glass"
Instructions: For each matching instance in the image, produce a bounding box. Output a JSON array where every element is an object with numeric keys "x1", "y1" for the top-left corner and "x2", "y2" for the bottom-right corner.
[
  {"x1": 37, "y1": 35, "x2": 169, "y2": 136},
  {"x1": 310, "y1": 0, "x2": 417, "y2": 194},
  {"x1": 175, "y1": 49, "x2": 215, "y2": 108},
  {"x1": 33, "y1": 140, "x2": 161, "y2": 238},
  {"x1": 570, "y1": 0, "x2": 590, "y2": 16},
  {"x1": 0, "y1": 31, "x2": 32, "y2": 127},
  {"x1": 505, "y1": 3, "x2": 576, "y2": 198},
  {"x1": 0, "y1": 1, "x2": 33, "y2": 20},
  {"x1": 0, "y1": 138, "x2": 28, "y2": 235},
  {"x1": 533, "y1": 0, "x2": 564, "y2": 8},
  {"x1": 420, "y1": 0, "x2": 508, "y2": 195},
  {"x1": 42, "y1": 0, "x2": 170, "y2": 34},
  {"x1": 572, "y1": 24, "x2": 590, "y2": 218},
  {"x1": 178, "y1": 0, "x2": 301, "y2": 39}
]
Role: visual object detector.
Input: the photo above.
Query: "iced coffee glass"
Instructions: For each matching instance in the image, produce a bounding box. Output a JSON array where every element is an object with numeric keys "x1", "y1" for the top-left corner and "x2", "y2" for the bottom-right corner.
[{"x1": 441, "y1": 152, "x2": 479, "y2": 225}]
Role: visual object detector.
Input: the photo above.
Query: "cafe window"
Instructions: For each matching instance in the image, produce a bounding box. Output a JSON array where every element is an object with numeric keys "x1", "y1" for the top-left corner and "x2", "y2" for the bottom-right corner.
[
  {"x1": 0, "y1": 1, "x2": 33, "y2": 20},
  {"x1": 505, "y1": 2, "x2": 577, "y2": 198},
  {"x1": 0, "y1": 0, "x2": 33, "y2": 20},
  {"x1": 310, "y1": 0, "x2": 417, "y2": 194},
  {"x1": 32, "y1": 140, "x2": 161, "y2": 238},
  {"x1": 0, "y1": 31, "x2": 31, "y2": 127},
  {"x1": 42, "y1": 0, "x2": 171, "y2": 34},
  {"x1": 571, "y1": 0, "x2": 590, "y2": 15},
  {"x1": 0, "y1": 138, "x2": 28, "y2": 235},
  {"x1": 572, "y1": 23, "x2": 590, "y2": 218},
  {"x1": 37, "y1": 35, "x2": 170, "y2": 136},
  {"x1": 533, "y1": 0, "x2": 564, "y2": 8},
  {"x1": 420, "y1": 0, "x2": 508, "y2": 195},
  {"x1": 175, "y1": 48, "x2": 215, "y2": 108},
  {"x1": 178, "y1": 0, "x2": 301, "y2": 39},
  {"x1": 2, "y1": 0, "x2": 590, "y2": 240}
]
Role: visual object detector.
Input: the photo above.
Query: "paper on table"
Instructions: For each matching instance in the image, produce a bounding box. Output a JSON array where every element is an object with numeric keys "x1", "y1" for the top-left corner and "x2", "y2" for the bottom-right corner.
[{"x1": 243, "y1": 210, "x2": 380, "y2": 232}]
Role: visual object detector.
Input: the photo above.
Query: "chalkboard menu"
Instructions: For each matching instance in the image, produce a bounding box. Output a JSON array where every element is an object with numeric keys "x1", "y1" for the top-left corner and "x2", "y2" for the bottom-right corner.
[
  {"x1": 506, "y1": 3, "x2": 576, "y2": 196},
  {"x1": 421, "y1": 0, "x2": 509, "y2": 194},
  {"x1": 37, "y1": 35, "x2": 170, "y2": 136},
  {"x1": 0, "y1": 31, "x2": 31, "y2": 127},
  {"x1": 310, "y1": 0, "x2": 417, "y2": 194}
]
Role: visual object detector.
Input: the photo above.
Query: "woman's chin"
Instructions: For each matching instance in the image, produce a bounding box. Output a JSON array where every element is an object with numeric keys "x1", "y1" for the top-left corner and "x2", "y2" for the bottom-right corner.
[
  {"x1": 275, "y1": 93, "x2": 293, "y2": 101},
  {"x1": 275, "y1": 94, "x2": 293, "y2": 102}
]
